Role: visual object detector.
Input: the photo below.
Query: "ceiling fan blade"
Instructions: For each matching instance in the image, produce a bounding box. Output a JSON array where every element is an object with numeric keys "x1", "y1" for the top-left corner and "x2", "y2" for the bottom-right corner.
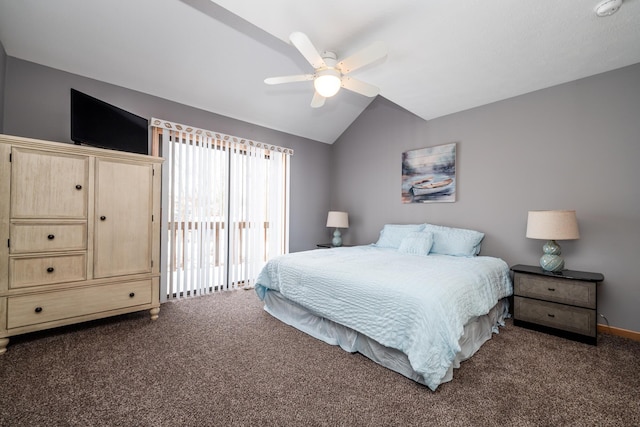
[
  {"x1": 264, "y1": 74, "x2": 314, "y2": 85},
  {"x1": 341, "y1": 76, "x2": 379, "y2": 97},
  {"x1": 289, "y1": 32, "x2": 326, "y2": 69},
  {"x1": 310, "y1": 92, "x2": 326, "y2": 108},
  {"x1": 337, "y1": 41, "x2": 387, "y2": 74}
]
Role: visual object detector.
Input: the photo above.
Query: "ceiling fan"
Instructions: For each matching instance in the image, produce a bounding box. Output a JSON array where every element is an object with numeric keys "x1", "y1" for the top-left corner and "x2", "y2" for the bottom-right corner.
[{"x1": 264, "y1": 32, "x2": 387, "y2": 108}]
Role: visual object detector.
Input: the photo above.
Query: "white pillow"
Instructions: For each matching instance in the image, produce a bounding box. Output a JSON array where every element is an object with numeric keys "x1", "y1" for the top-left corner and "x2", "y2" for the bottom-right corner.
[
  {"x1": 374, "y1": 224, "x2": 426, "y2": 249},
  {"x1": 422, "y1": 223, "x2": 484, "y2": 256},
  {"x1": 398, "y1": 231, "x2": 434, "y2": 256}
]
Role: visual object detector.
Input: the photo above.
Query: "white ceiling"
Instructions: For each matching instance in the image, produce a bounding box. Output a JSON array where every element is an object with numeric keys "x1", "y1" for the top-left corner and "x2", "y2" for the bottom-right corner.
[{"x1": 0, "y1": 0, "x2": 639, "y2": 144}]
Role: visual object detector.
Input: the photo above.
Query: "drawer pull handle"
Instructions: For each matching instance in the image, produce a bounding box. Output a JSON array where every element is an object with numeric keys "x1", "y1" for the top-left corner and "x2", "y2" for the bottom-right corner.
[
  {"x1": 47, "y1": 234, "x2": 55, "y2": 240},
  {"x1": 75, "y1": 184, "x2": 82, "y2": 190},
  {"x1": 35, "y1": 307, "x2": 43, "y2": 313},
  {"x1": 129, "y1": 292, "x2": 135, "y2": 298},
  {"x1": 547, "y1": 313, "x2": 555, "y2": 318},
  {"x1": 100, "y1": 216, "x2": 107, "y2": 221},
  {"x1": 547, "y1": 287, "x2": 555, "y2": 292},
  {"x1": 46, "y1": 267, "x2": 55, "y2": 273}
]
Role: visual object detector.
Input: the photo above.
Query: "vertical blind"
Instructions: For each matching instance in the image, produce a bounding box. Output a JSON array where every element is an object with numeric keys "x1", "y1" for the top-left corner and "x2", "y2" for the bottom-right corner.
[{"x1": 151, "y1": 119, "x2": 292, "y2": 301}]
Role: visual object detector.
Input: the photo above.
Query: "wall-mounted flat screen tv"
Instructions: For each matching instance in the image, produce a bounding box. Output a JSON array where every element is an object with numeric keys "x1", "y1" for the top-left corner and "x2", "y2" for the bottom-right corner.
[{"x1": 70, "y1": 88, "x2": 149, "y2": 155}]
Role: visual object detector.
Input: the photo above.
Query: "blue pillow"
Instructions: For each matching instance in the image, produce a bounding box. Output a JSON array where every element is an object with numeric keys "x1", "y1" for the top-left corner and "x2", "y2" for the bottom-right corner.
[
  {"x1": 422, "y1": 223, "x2": 484, "y2": 256},
  {"x1": 374, "y1": 224, "x2": 426, "y2": 249},
  {"x1": 398, "y1": 231, "x2": 434, "y2": 256}
]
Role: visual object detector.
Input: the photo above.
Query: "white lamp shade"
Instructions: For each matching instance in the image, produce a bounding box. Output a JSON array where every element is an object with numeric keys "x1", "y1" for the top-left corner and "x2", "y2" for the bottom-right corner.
[
  {"x1": 326, "y1": 211, "x2": 349, "y2": 228},
  {"x1": 526, "y1": 210, "x2": 580, "y2": 240}
]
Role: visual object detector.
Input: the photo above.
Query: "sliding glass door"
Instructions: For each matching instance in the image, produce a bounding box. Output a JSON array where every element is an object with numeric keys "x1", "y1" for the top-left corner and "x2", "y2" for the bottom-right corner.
[{"x1": 152, "y1": 119, "x2": 291, "y2": 301}]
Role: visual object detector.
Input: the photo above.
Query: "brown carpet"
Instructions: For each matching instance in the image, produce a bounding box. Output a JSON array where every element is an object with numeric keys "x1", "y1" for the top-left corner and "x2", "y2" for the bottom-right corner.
[{"x1": 1, "y1": 289, "x2": 638, "y2": 426}]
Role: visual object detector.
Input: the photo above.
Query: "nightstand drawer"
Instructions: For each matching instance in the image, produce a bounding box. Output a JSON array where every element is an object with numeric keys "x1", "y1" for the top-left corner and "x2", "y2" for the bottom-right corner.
[
  {"x1": 514, "y1": 272, "x2": 596, "y2": 309},
  {"x1": 514, "y1": 296, "x2": 596, "y2": 337}
]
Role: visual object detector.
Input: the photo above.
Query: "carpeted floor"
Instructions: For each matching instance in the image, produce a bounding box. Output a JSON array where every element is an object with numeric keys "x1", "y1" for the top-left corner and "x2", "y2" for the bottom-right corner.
[{"x1": 1, "y1": 289, "x2": 639, "y2": 426}]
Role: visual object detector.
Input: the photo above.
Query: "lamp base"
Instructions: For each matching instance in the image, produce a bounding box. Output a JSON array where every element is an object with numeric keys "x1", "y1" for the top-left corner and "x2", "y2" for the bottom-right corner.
[
  {"x1": 539, "y1": 240, "x2": 564, "y2": 272},
  {"x1": 332, "y1": 229, "x2": 343, "y2": 247}
]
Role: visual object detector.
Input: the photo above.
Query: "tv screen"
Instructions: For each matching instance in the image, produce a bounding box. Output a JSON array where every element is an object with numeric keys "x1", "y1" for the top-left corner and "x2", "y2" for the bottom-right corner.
[{"x1": 70, "y1": 89, "x2": 149, "y2": 155}]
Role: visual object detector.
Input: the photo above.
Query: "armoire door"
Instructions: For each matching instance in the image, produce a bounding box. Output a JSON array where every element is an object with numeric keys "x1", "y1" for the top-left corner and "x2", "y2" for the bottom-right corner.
[
  {"x1": 94, "y1": 158, "x2": 153, "y2": 278},
  {"x1": 10, "y1": 148, "x2": 88, "y2": 219}
]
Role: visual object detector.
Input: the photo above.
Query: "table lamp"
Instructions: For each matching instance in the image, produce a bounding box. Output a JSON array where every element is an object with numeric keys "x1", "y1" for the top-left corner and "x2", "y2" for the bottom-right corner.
[
  {"x1": 326, "y1": 211, "x2": 349, "y2": 247},
  {"x1": 526, "y1": 210, "x2": 580, "y2": 273}
]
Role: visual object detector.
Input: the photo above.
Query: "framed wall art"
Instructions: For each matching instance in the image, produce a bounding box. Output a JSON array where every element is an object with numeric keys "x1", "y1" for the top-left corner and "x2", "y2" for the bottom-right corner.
[{"x1": 401, "y1": 142, "x2": 456, "y2": 203}]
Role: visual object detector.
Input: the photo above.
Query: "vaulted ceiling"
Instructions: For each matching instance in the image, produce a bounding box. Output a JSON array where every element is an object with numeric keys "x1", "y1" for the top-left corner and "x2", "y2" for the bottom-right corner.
[{"x1": 1, "y1": 0, "x2": 639, "y2": 144}]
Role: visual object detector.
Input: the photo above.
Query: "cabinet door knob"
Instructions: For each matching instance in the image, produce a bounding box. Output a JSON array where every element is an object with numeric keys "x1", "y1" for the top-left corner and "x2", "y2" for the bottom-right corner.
[
  {"x1": 75, "y1": 184, "x2": 82, "y2": 190},
  {"x1": 129, "y1": 292, "x2": 135, "y2": 298},
  {"x1": 100, "y1": 216, "x2": 106, "y2": 221},
  {"x1": 547, "y1": 287, "x2": 555, "y2": 292},
  {"x1": 47, "y1": 234, "x2": 55, "y2": 240},
  {"x1": 35, "y1": 307, "x2": 43, "y2": 313},
  {"x1": 46, "y1": 267, "x2": 55, "y2": 273}
]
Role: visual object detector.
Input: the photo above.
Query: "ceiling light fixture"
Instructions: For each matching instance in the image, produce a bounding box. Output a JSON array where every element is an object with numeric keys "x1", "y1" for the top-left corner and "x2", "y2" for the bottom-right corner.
[
  {"x1": 313, "y1": 51, "x2": 342, "y2": 98},
  {"x1": 314, "y1": 69, "x2": 342, "y2": 97},
  {"x1": 594, "y1": 0, "x2": 622, "y2": 17},
  {"x1": 264, "y1": 33, "x2": 385, "y2": 108}
]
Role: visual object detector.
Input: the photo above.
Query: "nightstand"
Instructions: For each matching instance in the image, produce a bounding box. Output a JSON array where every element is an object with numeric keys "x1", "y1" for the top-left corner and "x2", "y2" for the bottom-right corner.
[
  {"x1": 316, "y1": 243, "x2": 354, "y2": 248},
  {"x1": 511, "y1": 264, "x2": 604, "y2": 345}
]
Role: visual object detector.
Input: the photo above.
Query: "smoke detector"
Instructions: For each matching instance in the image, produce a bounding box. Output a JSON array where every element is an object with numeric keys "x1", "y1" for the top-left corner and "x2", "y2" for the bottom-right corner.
[{"x1": 595, "y1": 0, "x2": 622, "y2": 17}]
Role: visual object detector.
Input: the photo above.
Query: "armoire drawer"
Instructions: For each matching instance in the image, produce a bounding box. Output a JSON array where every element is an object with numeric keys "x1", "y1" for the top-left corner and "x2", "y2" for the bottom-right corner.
[
  {"x1": 6, "y1": 279, "x2": 152, "y2": 329},
  {"x1": 9, "y1": 223, "x2": 87, "y2": 254},
  {"x1": 9, "y1": 253, "x2": 87, "y2": 288}
]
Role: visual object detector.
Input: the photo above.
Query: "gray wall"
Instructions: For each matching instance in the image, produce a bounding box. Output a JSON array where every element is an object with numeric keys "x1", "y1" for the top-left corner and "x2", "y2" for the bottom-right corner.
[
  {"x1": 332, "y1": 63, "x2": 640, "y2": 332},
  {"x1": 0, "y1": 40, "x2": 6, "y2": 132},
  {"x1": 4, "y1": 55, "x2": 639, "y2": 332},
  {"x1": 2, "y1": 57, "x2": 331, "y2": 253}
]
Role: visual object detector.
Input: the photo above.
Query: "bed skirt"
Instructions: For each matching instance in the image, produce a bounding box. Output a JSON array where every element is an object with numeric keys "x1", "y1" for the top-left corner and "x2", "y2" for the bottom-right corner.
[{"x1": 261, "y1": 289, "x2": 510, "y2": 389}]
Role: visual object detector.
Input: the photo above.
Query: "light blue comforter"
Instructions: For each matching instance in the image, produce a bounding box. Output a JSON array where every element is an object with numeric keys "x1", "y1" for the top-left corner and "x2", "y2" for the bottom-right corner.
[{"x1": 255, "y1": 245, "x2": 513, "y2": 390}]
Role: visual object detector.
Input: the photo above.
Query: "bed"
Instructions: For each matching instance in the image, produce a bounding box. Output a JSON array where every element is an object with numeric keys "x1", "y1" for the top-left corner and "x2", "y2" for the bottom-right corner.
[{"x1": 254, "y1": 223, "x2": 513, "y2": 390}]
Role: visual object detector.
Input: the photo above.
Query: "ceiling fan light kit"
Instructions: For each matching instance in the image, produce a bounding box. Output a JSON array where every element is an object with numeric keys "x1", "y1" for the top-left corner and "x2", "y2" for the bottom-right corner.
[
  {"x1": 265, "y1": 31, "x2": 387, "y2": 108},
  {"x1": 314, "y1": 69, "x2": 342, "y2": 97}
]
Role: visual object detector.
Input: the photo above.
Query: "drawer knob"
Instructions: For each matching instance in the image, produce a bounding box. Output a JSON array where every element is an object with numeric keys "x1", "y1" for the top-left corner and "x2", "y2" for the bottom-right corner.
[
  {"x1": 47, "y1": 234, "x2": 55, "y2": 240},
  {"x1": 547, "y1": 287, "x2": 555, "y2": 292},
  {"x1": 35, "y1": 307, "x2": 43, "y2": 313},
  {"x1": 129, "y1": 292, "x2": 135, "y2": 298},
  {"x1": 46, "y1": 267, "x2": 55, "y2": 273},
  {"x1": 100, "y1": 216, "x2": 107, "y2": 221},
  {"x1": 547, "y1": 313, "x2": 555, "y2": 318},
  {"x1": 75, "y1": 184, "x2": 82, "y2": 190}
]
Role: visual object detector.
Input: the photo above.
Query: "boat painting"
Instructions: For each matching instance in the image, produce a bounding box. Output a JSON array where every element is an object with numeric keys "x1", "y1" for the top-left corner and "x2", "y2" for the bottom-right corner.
[
  {"x1": 402, "y1": 143, "x2": 456, "y2": 203},
  {"x1": 411, "y1": 177, "x2": 454, "y2": 196}
]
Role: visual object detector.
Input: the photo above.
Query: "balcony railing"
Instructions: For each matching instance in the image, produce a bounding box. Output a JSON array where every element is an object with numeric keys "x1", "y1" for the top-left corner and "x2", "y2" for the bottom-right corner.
[{"x1": 168, "y1": 221, "x2": 269, "y2": 272}]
